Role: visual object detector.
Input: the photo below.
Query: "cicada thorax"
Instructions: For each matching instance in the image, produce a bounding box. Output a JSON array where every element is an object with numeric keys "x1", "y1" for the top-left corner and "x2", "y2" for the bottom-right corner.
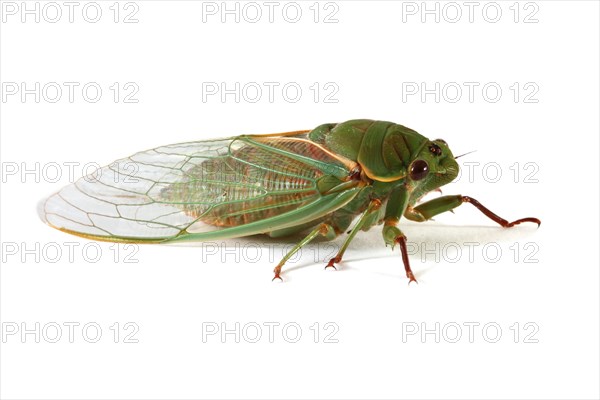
[{"x1": 309, "y1": 120, "x2": 429, "y2": 183}]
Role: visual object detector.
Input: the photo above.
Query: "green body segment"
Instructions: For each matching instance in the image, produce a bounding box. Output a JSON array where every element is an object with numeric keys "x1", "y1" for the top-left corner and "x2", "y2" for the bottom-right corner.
[{"x1": 309, "y1": 120, "x2": 429, "y2": 181}]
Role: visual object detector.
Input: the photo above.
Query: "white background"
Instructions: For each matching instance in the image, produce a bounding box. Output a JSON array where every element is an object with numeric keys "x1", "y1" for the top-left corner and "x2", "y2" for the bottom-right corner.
[{"x1": 1, "y1": 1, "x2": 599, "y2": 399}]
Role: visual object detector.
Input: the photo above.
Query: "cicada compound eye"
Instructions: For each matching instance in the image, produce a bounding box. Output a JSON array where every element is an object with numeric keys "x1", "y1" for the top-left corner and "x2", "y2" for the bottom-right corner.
[{"x1": 409, "y1": 160, "x2": 429, "y2": 181}]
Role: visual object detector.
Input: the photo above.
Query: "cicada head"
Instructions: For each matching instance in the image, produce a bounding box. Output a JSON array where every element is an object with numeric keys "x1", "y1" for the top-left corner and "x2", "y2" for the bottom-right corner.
[{"x1": 406, "y1": 138, "x2": 459, "y2": 202}]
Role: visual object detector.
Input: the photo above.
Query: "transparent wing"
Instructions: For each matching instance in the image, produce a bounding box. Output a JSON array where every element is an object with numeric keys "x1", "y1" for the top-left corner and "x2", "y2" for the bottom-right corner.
[{"x1": 39, "y1": 135, "x2": 356, "y2": 242}]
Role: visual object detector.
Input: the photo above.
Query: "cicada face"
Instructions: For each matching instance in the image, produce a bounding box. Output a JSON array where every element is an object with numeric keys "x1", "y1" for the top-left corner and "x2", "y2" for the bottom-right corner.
[{"x1": 406, "y1": 139, "x2": 459, "y2": 202}]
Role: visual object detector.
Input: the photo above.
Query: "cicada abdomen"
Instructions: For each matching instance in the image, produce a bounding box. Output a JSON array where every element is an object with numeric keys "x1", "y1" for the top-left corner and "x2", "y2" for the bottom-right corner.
[{"x1": 158, "y1": 135, "x2": 356, "y2": 229}]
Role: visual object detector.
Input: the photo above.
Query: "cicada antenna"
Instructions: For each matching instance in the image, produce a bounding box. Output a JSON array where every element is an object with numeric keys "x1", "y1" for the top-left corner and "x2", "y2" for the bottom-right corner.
[{"x1": 455, "y1": 150, "x2": 477, "y2": 159}]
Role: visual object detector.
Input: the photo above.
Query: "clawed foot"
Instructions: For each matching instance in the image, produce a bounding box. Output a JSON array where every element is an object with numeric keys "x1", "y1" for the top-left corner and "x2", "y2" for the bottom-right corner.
[
  {"x1": 505, "y1": 217, "x2": 541, "y2": 228},
  {"x1": 406, "y1": 271, "x2": 418, "y2": 285},
  {"x1": 324, "y1": 256, "x2": 341, "y2": 271},
  {"x1": 272, "y1": 267, "x2": 283, "y2": 282}
]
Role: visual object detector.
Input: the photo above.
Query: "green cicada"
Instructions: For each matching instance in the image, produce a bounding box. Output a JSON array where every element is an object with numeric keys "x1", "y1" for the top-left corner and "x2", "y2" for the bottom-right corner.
[{"x1": 39, "y1": 119, "x2": 540, "y2": 283}]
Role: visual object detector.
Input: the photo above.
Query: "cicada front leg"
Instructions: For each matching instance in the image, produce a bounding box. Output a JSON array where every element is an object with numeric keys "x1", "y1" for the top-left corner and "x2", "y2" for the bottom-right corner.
[
  {"x1": 407, "y1": 195, "x2": 541, "y2": 228},
  {"x1": 398, "y1": 195, "x2": 540, "y2": 283}
]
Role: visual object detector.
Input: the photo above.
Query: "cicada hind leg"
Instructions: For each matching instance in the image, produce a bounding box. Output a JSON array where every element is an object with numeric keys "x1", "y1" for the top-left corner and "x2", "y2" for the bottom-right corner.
[{"x1": 270, "y1": 223, "x2": 340, "y2": 281}]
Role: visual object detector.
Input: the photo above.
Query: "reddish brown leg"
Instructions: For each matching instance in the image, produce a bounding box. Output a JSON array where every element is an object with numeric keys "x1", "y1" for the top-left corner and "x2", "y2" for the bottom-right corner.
[
  {"x1": 413, "y1": 195, "x2": 541, "y2": 228},
  {"x1": 395, "y1": 235, "x2": 417, "y2": 285},
  {"x1": 462, "y1": 196, "x2": 541, "y2": 227}
]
